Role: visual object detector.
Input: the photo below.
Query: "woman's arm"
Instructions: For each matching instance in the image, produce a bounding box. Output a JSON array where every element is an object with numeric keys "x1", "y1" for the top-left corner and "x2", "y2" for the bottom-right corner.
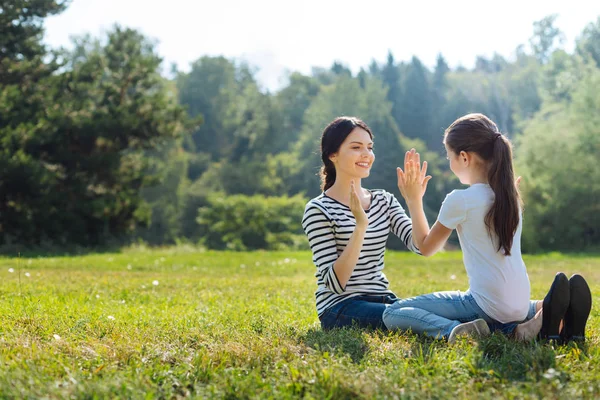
[
  {"x1": 302, "y1": 182, "x2": 369, "y2": 293},
  {"x1": 332, "y1": 181, "x2": 369, "y2": 288}
]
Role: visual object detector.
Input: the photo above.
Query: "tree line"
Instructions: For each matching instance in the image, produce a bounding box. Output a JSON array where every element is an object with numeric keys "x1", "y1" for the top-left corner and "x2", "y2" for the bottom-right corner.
[{"x1": 1, "y1": 1, "x2": 599, "y2": 252}]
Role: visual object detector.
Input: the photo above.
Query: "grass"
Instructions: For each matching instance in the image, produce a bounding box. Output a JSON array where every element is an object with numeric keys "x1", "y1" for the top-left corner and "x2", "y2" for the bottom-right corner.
[{"x1": 0, "y1": 248, "x2": 598, "y2": 399}]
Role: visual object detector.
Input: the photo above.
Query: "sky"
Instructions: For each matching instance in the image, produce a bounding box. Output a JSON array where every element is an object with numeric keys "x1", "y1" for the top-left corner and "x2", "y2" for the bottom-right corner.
[{"x1": 43, "y1": 0, "x2": 600, "y2": 91}]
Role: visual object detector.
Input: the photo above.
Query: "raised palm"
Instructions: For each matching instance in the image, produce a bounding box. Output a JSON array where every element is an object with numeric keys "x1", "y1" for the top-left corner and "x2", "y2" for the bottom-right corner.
[
  {"x1": 349, "y1": 181, "x2": 368, "y2": 227},
  {"x1": 397, "y1": 148, "x2": 432, "y2": 203}
]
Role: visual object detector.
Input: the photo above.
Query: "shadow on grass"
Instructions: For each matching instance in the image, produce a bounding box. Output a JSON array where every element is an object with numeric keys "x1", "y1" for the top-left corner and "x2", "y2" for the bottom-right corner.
[
  {"x1": 472, "y1": 333, "x2": 590, "y2": 381},
  {"x1": 300, "y1": 327, "x2": 374, "y2": 363},
  {"x1": 300, "y1": 326, "x2": 448, "y2": 364},
  {"x1": 0, "y1": 240, "x2": 136, "y2": 258}
]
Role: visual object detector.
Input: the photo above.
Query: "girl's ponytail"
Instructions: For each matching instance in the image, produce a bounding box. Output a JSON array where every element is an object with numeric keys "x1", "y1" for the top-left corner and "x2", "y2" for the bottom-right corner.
[{"x1": 486, "y1": 134, "x2": 521, "y2": 255}]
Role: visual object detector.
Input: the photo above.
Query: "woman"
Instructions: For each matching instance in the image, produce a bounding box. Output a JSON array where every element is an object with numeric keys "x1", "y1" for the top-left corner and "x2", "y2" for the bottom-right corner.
[{"x1": 301, "y1": 116, "x2": 420, "y2": 330}]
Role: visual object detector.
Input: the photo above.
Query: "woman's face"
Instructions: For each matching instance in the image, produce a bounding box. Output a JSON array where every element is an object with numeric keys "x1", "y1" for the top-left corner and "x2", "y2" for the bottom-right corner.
[{"x1": 329, "y1": 127, "x2": 375, "y2": 179}]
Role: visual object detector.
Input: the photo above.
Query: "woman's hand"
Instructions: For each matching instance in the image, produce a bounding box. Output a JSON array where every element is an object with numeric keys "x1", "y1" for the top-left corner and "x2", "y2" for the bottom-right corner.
[
  {"x1": 397, "y1": 149, "x2": 432, "y2": 204},
  {"x1": 350, "y1": 180, "x2": 368, "y2": 228}
]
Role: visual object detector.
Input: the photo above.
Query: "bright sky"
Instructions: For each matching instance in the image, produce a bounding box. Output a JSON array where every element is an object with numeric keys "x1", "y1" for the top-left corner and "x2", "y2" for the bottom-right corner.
[{"x1": 44, "y1": 0, "x2": 600, "y2": 91}]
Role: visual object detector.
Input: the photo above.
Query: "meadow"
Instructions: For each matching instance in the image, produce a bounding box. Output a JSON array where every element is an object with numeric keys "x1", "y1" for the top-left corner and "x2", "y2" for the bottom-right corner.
[{"x1": 0, "y1": 248, "x2": 598, "y2": 399}]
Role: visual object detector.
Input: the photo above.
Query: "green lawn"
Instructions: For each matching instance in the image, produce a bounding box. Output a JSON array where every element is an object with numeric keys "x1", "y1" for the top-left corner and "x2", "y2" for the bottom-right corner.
[{"x1": 0, "y1": 248, "x2": 598, "y2": 399}]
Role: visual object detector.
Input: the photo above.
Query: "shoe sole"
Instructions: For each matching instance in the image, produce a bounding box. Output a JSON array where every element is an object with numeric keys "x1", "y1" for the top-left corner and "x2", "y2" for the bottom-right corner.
[
  {"x1": 539, "y1": 272, "x2": 570, "y2": 341},
  {"x1": 563, "y1": 274, "x2": 592, "y2": 342},
  {"x1": 448, "y1": 319, "x2": 490, "y2": 344}
]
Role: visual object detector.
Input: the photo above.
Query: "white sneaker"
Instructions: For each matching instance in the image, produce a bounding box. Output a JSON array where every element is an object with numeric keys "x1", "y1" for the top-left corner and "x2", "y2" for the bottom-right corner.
[{"x1": 448, "y1": 319, "x2": 491, "y2": 344}]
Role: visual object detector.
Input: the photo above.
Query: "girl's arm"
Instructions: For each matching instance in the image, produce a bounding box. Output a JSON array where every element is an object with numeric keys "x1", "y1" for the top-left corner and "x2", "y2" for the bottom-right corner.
[
  {"x1": 405, "y1": 197, "x2": 452, "y2": 256},
  {"x1": 397, "y1": 149, "x2": 452, "y2": 257}
]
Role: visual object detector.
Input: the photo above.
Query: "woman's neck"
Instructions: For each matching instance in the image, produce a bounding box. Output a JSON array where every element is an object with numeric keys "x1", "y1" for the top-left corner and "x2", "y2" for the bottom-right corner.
[{"x1": 325, "y1": 176, "x2": 371, "y2": 206}]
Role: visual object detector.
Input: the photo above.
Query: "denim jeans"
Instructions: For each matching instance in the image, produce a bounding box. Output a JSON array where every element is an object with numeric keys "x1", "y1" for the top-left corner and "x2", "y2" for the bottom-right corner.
[
  {"x1": 382, "y1": 290, "x2": 538, "y2": 339},
  {"x1": 319, "y1": 294, "x2": 398, "y2": 330}
]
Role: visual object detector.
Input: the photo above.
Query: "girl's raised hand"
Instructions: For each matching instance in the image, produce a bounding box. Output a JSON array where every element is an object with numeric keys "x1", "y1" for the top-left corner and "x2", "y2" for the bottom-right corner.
[{"x1": 397, "y1": 149, "x2": 432, "y2": 204}]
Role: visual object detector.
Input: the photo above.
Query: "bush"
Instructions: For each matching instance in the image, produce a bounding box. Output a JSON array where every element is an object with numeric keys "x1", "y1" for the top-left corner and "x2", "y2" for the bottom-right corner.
[{"x1": 197, "y1": 194, "x2": 309, "y2": 250}]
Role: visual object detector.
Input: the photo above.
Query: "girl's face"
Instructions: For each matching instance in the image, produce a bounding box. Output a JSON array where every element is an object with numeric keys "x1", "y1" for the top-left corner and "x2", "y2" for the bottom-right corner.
[{"x1": 329, "y1": 127, "x2": 375, "y2": 180}]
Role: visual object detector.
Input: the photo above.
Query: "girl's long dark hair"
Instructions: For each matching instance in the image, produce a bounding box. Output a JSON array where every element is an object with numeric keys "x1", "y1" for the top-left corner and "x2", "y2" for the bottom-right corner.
[
  {"x1": 444, "y1": 113, "x2": 522, "y2": 255},
  {"x1": 319, "y1": 116, "x2": 373, "y2": 191}
]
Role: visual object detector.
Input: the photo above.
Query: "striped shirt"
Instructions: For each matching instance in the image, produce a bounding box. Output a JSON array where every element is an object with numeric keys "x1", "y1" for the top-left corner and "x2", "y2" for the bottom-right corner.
[{"x1": 301, "y1": 189, "x2": 421, "y2": 317}]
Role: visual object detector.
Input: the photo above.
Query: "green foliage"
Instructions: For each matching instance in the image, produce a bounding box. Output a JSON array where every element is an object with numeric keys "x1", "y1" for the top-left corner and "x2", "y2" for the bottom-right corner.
[
  {"x1": 176, "y1": 56, "x2": 254, "y2": 161},
  {"x1": 137, "y1": 143, "x2": 190, "y2": 244},
  {"x1": 197, "y1": 194, "x2": 308, "y2": 250},
  {"x1": 529, "y1": 14, "x2": 565, "y2": 64},
  {"x1": 0, "y1": 11, "x2": 192, "y2": 245},
  {"x1": 397, "y1": 57, "x2": 433, "y2": 145},
  {"x1": 2, "y1": 2, "x2": 599, "y2": 252},
  {"x1": 507, "y1": 54, "x2": 542, "y2": 127},
  {"x1": 0, "y1": 22, "x2": 191, "y2": 247},
  {"x1": 516, "y1": 65, "x2": 600, "y2": 252},
  {"x1": 577, "y1": 17, "x2": 600, "y2": 67}
]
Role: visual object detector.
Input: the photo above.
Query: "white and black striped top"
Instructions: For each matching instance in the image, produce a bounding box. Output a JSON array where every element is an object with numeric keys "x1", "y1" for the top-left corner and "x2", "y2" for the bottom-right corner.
[{"x1": 302, "y1": 189, "x2": 421, "y2": 317}]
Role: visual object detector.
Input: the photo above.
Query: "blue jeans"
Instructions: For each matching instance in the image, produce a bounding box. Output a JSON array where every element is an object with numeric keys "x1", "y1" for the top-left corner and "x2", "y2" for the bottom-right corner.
[
  {"x1": 382, "y1": 290, "x2": 538, "y2": 339},
  {"x1": 319, "y1": 295, "x2": 398, "y2": 330}
]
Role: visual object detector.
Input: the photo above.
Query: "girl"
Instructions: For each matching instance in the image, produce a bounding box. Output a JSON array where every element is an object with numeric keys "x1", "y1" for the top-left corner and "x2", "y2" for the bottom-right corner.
[
  {"x1": 381, "y1": 113, "x2": 590, "y2": 343},
  {"x1": 301, "y1": 116, "x2": 421, "y2": 330}
]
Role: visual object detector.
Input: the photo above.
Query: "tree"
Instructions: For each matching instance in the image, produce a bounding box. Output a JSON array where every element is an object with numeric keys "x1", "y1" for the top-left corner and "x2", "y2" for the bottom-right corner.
[
  {"x1": 177, "y1": 56, "x2": 249, "y2": 163},
  {"x1": 272, "y1": 72, "x2": 320, "y2": 153},
  {"x1": 381, "y1": 51, "x2": 403, "y2": 129},
  {"x1": 516, "y1": 65, "x2": 600, "y2": 252},
  {"x1": 430, "y1": 54, "x2": 450, "y2": 151},
  {"x1": 576, "y1": 17, "x2": 600, "y2": 67},
  {"x1": 1, "y1": 0, "x2": 68, "y2": 246},
  {"x1": 398, "y1": 57, "x2": 433, "y2": 146},
  {"x1": 0, "y1": 21, "x2": 192, "y2": 246},
  {"x1": 506, "y1": 53, "x2": 542, "y2": 128},
  {"x1": 529, "y1": 14, "x2": 565, "y2": 64}
]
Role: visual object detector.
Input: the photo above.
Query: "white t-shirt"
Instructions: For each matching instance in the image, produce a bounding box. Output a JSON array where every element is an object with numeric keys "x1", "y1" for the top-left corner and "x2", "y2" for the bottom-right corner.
[{"x1": 437, "y1": 184, "x2": 530, "y2": 323}]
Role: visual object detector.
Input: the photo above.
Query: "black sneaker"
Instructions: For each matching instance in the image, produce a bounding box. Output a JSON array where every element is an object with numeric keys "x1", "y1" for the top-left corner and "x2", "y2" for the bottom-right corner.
[
  {"x1": 561, "y1": 274, "x2": 592, "y2": 343},
  {"x1": 539, "y1": 272, "x2": 570, "y2": 342}
]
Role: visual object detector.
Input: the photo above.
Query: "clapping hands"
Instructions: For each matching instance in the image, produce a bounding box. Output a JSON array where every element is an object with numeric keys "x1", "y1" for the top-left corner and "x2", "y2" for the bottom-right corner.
[{"x1": 396, "y1": 149, "x2": 432, "y2": 204}]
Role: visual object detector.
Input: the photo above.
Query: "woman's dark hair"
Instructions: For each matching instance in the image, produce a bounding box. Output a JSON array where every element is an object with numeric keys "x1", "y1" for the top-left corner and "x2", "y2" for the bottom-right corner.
[
  {"x1": 319, "y1": 116, "x2": 373, "y2": 191},
  {"x1": 443, "y1": 113, "x2": 522, "y2": 256}
]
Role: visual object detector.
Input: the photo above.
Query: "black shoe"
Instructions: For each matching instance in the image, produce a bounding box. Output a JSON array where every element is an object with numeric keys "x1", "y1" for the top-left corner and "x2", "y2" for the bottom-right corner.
[
  {"x1": 539, "y1": 272, "x2": 570, "y2": 341},
  {"x1": 561, "y1": 274, "x2": 592, "y2": 343}
]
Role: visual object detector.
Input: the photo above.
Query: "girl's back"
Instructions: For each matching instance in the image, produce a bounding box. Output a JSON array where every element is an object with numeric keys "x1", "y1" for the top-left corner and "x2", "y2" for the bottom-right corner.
[{"x1": 439, "y1": 183, "x2": 530, "y2": 323}]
